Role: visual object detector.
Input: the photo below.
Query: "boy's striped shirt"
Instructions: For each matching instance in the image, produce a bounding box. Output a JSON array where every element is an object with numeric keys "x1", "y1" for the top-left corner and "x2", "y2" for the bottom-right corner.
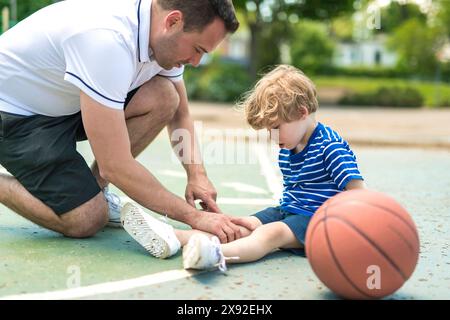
[{"x1": 278, "y1": 122, "x2": 363, "y2": 216}]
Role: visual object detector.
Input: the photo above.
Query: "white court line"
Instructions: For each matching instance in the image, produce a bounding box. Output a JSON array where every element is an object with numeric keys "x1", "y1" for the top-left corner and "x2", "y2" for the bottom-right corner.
[
  {"x1": 217, "y1": 198, "x2": 275, "y2": 205},
  {"x1": 253, "y1": 143, "x2": 283, "y2": 200},
  {"x1": 0, "y1": 146, "x2": 281, "y2": 300},
  {"x1": 1, "y1": 269, "x2": 200, "y2": 300}
]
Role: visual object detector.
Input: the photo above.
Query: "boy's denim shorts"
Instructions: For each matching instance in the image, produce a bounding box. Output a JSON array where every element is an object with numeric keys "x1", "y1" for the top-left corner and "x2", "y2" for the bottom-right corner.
[{"x1": 252, "y1": 207, "x2": 313, "y2": 256}]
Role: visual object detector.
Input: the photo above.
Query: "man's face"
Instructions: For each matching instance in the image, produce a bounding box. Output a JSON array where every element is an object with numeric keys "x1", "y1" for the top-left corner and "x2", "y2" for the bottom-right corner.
[{"x1": 153, "y1": 16, "x2": 227, "y2": 70}]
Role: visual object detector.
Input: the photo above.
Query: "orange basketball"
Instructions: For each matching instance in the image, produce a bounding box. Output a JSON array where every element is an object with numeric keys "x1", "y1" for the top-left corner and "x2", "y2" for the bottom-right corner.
[{"x1": 305, "y1": 189, "x2": 420, "y2": 299}]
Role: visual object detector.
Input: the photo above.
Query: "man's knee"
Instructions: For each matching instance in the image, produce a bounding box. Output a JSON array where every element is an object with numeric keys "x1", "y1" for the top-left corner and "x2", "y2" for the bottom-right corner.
[
  {"x1": 139, "y1": 77, "x2": 180, "y2": 120},
  {"x1": 61, "y1": 193, "x2": 108, "y2": 238},
  {"x1": 152, "y1": 76, "x2": 180, "y2": 120}
]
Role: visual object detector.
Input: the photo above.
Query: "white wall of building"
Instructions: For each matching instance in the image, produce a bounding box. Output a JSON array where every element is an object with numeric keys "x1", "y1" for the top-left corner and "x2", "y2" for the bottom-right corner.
[{"x1": 333, "y1": 36, "x2": 398, "y2": 67}]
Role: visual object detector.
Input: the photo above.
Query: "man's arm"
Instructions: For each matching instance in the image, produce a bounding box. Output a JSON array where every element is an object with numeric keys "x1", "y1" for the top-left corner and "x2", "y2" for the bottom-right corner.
[
  {"x1": 167, "y1": 80, "x2": 221, "y2": 213},
  {"x1": 80, "y1": 91, "x2": 248, "y2": 242},
  {"x1": 80, "y1": 91, "x2": 200, "y2": 223}
]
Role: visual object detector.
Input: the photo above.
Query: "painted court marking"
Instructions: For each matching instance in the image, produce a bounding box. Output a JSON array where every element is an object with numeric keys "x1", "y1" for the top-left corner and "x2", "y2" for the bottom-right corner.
[
  {"x1": 1, "y1": 144, "x2": 282, "y2": 300},
  {"x1": 221, "y1": 182, "x2": 268, "y2": 195},
  {"x1": 1, "y1": 269, "x2": 201, "y2": 300},
  {"x1": 253, "y1": 143, "x2": 283, "y2": 200}
]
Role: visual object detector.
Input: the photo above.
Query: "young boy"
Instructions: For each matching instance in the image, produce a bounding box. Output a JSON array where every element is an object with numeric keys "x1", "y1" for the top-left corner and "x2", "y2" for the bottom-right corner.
[{"x1": 120, "y1": 65, "x2": 366, "y2": 271}]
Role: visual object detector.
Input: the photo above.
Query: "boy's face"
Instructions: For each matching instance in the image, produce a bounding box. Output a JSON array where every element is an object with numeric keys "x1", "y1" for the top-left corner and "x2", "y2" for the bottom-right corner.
[{"x1": 269, "y1": 116, "x2": 310, "y2": 150}]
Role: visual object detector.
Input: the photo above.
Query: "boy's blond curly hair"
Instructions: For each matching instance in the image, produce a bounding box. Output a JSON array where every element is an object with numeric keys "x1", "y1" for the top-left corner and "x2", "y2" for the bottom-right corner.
[{"x1": 238, "y1": 65, "x2": 318, "y2": 130}]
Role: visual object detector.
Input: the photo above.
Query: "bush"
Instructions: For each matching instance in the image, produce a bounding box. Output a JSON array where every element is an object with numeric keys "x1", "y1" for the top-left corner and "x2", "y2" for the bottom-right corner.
[
  {"x1": 184, "y1": 60, "x2": 252, "y2": 103},
  {"x1": 323, "y1": 66, "x2": 409, "y2": 78},
  {"x1": 290, "y1": 20, "x2": 335, "y2": 75},
  {"x1": 339, "y1": 86, "x2": 424, "y2": 108}
]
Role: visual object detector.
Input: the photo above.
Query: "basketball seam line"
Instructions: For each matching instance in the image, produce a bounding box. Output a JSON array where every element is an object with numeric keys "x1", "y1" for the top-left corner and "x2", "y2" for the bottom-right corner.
[
  {"x1": 323, "y1": 199, "x2": 419, "y2": 242},
  {"x1": 323, "y1": 208, "x2": 374, "y2": 299},
  {"x1": 327, "y1": 215, "x2": 408, "y2": 280},
  {"x1": 388, "y1": 225, "x2": 415, "y2": 253}
]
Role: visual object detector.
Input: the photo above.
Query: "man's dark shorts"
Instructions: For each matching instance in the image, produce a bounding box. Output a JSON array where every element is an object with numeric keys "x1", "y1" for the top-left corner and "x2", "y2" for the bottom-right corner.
[
  {"x1": 253, "y1": 207, "x2": 313, "y2": 257},
  {"x1": 0, "y1": 87, "x2": 140, "y2": 215}
]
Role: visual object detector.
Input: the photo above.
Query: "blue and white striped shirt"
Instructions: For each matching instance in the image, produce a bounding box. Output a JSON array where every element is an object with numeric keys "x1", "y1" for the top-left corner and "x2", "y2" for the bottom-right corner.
[{"x1": 278, "y1": 122, "x2": 363, "y2": 216}]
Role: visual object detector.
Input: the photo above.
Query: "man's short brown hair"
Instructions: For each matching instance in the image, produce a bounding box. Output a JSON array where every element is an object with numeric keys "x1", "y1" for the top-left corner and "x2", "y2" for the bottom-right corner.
[
  {"x1": 157, "y1": 0, "x2": 239, "y2": 33},
  {"x1": 239, "y1": 65, "x2": 319, "y2": 130}
]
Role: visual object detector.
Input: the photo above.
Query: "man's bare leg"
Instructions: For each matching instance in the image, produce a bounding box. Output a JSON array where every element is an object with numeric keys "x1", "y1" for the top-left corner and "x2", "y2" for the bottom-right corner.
[
  {"x1": 0, "y1": 78, "x2": 178, "y2": 237},
  {"x1": 0, "y1": 173, "x2": 108, "y2": 238},
  {"x1": 92, "y1": 77, "x2": 180, "y2": 189}
]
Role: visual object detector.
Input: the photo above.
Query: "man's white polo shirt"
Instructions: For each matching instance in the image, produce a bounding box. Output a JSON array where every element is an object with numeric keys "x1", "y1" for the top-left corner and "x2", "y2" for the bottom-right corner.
[{"x1": 0, "y1": 0, "x2": 184, "y2": 116}]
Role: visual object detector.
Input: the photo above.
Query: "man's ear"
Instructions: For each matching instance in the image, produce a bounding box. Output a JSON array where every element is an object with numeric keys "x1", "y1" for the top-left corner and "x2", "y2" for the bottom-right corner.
[{"x1": 165, "y1": 11, "x2": 184, "y2": 31}]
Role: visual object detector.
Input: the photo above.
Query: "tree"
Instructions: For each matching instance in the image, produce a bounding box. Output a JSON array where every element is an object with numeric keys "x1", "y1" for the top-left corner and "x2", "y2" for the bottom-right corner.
[
  {"x1": 388, "y1": 18, "x2": 443, "y2": 77},
  {"x1": 435, "y1": 0, "x2": 450, "y2": 37},
  {"x1": 233, "y1": 0, "x2": 354, "y2": 81},
  {"x1": 290, "y1": 20, "x2": 335, "y2": 74},
  {"x1": 376, "y1": 1, "x2": 427, "y2": 34},
  {"x1": 0, "y1": 0, "x2": 55, "y2": 22}
]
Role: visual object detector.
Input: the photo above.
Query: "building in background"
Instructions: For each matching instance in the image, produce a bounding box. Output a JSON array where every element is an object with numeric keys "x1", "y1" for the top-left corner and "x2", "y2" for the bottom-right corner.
[{"x1": 333, "y1": 34, "x2": 398, "y2": 67}]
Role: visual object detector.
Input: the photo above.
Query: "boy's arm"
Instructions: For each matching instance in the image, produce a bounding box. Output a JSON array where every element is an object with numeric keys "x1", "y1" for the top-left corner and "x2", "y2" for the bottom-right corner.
[{"x1": 345, "y1": 179, "x2": 367, "y2": 190}]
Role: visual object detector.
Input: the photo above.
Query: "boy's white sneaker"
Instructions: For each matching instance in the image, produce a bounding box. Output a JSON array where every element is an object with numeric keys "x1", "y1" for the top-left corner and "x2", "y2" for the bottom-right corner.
[
  {"x1": 120, "y1": 202, "x2": 181, "y2": 259},
  {"x1": 103, "y1": 187, "x2": 128, "y2": 228},
  {"x1": 183, "y1": 234, "x2": 231, "y2": 272}
]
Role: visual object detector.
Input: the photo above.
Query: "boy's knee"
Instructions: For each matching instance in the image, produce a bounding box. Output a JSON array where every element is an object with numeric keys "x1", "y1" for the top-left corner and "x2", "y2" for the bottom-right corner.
[{"x1": 254, "y1": 222, "x2": 292, "y2": 245}]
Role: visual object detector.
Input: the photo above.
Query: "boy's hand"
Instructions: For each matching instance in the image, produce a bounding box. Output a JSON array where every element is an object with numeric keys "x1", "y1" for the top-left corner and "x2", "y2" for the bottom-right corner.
[
  {"x1": 345, "y1": 179, "x2": 367, "y2": 190},
  {"x1": 190, "y1": 211, "x2": 242, "y2": 243},
  {"x1": 230, "y1": 216, "x2": 258, "y2": 232}
]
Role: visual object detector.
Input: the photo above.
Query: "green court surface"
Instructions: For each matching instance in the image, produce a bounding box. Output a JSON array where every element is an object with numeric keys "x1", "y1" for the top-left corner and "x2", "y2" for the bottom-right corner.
[{"x1": 0, "y1": 134, "x2": 449, "y2": 300}]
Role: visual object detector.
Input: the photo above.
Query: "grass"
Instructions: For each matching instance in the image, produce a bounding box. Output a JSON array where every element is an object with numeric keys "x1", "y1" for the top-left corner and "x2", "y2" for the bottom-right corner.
[{"x1": 312, "y1": 76, "x2": 450, "y2": 108}]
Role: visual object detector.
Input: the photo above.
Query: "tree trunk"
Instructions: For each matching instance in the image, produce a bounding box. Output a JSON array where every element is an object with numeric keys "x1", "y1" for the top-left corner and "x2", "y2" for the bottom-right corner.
[{"x1": 249, "y1": 22, "x2": 262, "y2": 82}]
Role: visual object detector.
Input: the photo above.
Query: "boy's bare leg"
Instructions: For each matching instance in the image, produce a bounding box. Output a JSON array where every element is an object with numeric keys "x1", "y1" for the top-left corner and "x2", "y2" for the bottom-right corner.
[
  {"x1": 176, "y1": 216, "x2": 262, "y2": 246},
  {"x1": 220, "y1": 221, "x2": 302, "y2": 263}
]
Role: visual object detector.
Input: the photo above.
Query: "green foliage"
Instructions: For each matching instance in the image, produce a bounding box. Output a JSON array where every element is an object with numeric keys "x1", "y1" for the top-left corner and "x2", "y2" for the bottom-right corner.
[
  {"x1": 314, "y1": 76, "x2": 450, "y2": 108},
  {"x1": 232, "y1": 0, "x2": 355, "y2": 80},
  {"x1": 290, "y1": 20, "x2": 335, "y2": 74},
  {"x1": 330, "y1": 15, "x2": 354, "y2": 41},
  {"x1": 339, "y1": 86, "x2": 424, "y2": 108},
  {"x1": 376, "y1": 2, "x2": 427, "y2": 34},
  {"x1": 435, "y1": 0, "x2": 450, "y2": 37},
  {"x1": 184, "y1": 60, "x2": 252, "y2": 103},
  {"x1": 0, "y1": 0, "x2": 55, "y2": 22},
  {"x1": 388, "y1": 18, "x2": 443, "y2": 77},
  {"x1": 324, "y1": 66, "x2": 408, "y2": 78}
]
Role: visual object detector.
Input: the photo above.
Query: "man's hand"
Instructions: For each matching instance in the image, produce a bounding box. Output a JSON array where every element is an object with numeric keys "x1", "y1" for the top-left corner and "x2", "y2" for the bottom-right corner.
[
  {"x1": 185, "y1": 174, "x2": 222, "y2": 213},
  {"x1": 190, "y1": 211, "x2": 244, "y2": 243}
]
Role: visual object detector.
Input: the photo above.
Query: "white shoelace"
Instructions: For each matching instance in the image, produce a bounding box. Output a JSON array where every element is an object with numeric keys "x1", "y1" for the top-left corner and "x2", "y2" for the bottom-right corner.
[{"x1": 211, "y1": 237, "x2": 239, "y2": 272}]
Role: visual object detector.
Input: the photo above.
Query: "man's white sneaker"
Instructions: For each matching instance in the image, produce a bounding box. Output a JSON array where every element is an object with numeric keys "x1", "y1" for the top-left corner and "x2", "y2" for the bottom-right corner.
[
  {"x1": 183, "y1": 234, "x2": 232, "y2": 272},
  {"x1": 103, "y1": 188, "x2": 129, "y2": 228},
  {"x1": 121, "y1": 202, "x2": 181, "y2": 259}
]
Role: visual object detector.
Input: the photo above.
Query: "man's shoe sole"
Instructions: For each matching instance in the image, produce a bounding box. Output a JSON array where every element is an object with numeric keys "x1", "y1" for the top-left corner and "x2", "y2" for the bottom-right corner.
[
  {"x1": 106, "y1": 220, "x2": 123, "y2": 228},
  {"x1": 121, "y1": 202, "x2": 171, "y2": 259}
]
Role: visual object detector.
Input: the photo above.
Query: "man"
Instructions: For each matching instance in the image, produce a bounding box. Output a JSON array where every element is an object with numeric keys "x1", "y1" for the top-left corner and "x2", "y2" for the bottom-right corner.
[{"x1": 0, "y1": 0, "x2": 252, "y2": 245}]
